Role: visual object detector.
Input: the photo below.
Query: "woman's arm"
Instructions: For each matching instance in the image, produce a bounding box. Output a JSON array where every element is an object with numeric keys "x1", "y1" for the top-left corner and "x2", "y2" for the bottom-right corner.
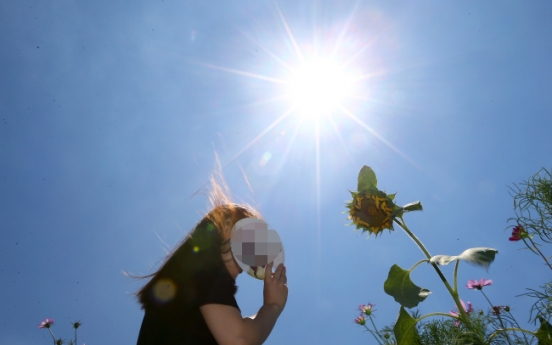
[{"x1": 200, "y1": 262, "x2": 288, "y2": 345}]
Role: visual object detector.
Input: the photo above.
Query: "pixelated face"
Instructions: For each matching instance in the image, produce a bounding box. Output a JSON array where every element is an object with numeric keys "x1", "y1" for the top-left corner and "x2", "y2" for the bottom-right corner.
[{"x1": 230, "y1": 218, "x2": 285, "y2": 280}]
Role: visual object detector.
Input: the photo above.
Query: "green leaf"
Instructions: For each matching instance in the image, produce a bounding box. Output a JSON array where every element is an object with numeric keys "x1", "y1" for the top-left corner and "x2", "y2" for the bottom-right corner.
[
  {"x1": 403, "y1": 201, "x2": 423, "y2": 212},
  {"x1": 430, "y1": 247, "x2": 498, "y2": 269},
  {"x1": 394, "y1": 306, "x2": 421, "y2": 345},
  {"x1": 536, "y1": 316, "x2": 552, "y2": 345},
  {"x1": 357, "y1": 165, "x2": 377, "y2": 192},
  {"x1": 384, "y1": 264, "x2": 431, "y2": 308}
]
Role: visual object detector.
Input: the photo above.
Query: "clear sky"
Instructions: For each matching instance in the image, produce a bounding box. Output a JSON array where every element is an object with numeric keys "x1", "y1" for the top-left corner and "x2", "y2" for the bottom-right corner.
[{"x1": 1, "y1": 1, "x2": 551, "y2": 344}]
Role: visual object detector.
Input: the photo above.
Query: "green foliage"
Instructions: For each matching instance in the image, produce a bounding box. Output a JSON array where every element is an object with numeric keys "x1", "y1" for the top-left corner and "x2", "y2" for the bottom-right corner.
[
  {"x1": 522, "y1": 281, "x2": 552, "y2": 325},
  {"x1": 418, "y1": 318, "x2": 488, "y2": 345},
  {"x1": 402, "y1": 201, "x2": 423, "y2": 213},
  {"x1": 357, "y1": 165, "x2": 377, "y2": 191},
  {"x1": 510, "y1": 167, "x2": 552, "y2": 243},
  {"x1": 384, "y1": 264, "x2": 431, "y2": 309},
  {"x1": 535, "y1": 316, "x2": 552, "y2": 345},
  {"x1": 349, "y1": 165, "x2": 552, "y2": 345},
  {"x1": 394, "y1": 307, "x2": 421, "y2": 345}
]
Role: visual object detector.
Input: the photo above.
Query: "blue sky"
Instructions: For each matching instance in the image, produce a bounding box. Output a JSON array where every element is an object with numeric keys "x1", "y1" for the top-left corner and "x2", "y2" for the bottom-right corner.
[{"x1": 1, "y1": 1, "x2": 551, "y2": 344}]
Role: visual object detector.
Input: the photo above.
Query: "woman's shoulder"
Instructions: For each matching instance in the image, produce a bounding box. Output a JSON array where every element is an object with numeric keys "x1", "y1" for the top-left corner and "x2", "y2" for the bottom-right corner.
[{"x1": 195, "y1": 266, "x2": 239, "y2": 311}]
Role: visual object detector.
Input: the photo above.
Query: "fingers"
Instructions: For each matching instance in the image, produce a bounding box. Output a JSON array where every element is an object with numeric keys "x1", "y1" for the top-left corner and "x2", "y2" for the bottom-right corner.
[
  {"x1": 264, "y1": 262, "x2": 274, "y2": 282},
  {"x1": 272, "y1": 263, "x2": 284, "y2": 281},
  {"x1": 264, "y1": 262, "x2": 287, "y2": 287},
  {"x1": 262, "y1": 263, "x2": 288, "y2": 310}
]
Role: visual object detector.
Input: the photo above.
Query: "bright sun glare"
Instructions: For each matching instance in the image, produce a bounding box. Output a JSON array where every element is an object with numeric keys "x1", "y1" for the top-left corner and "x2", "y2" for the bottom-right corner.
[
  {"x1": 287, "y1": 58, "x2": 354, "y2": 118},
  {"x1": 196, "y1": 3, "x2": 418, "y2": 261},
  {"x1": 196, "y1": 3, "x2": 414, "y2": 170}
]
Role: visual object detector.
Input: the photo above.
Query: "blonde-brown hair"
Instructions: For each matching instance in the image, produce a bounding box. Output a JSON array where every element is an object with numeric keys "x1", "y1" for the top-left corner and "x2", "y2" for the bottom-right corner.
[{"x1": 135, "y1": 168, "x2": 261, "y2": 308}]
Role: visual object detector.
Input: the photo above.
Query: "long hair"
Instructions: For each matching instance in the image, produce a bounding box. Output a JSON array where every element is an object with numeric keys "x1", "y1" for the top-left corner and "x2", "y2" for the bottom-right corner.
[{"x1": 135, "y1": 170, "x2": 261, "y2": 309}]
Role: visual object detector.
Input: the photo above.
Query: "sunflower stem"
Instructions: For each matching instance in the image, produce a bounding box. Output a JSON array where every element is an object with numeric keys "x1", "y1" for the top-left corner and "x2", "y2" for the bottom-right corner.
[
  {"x1": 394, "y1": 218, "x2": 472, "y2": 328},
  {"x1": 453, "y1": 260, "x2": 460, "y2": 294}
]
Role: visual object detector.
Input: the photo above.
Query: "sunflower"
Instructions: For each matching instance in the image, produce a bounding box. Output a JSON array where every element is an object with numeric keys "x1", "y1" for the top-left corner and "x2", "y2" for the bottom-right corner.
[
  {"x1": 346, "y1": 165, "x2": 422, "y2": 237},
  {"x1": 348, "y1": 188, "x2": 397, "y2": 235}
]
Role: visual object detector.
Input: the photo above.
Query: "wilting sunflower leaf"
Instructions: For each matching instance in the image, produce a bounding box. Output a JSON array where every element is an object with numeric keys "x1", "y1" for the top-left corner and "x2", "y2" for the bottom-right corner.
[
  {"x1": 357, "y1": 165, "x2": 377, "y2": 192},
  {"x1": 429, "y1": 254, "x2": 460, "y2": 266},
  {"x1": 394, "y1": 306, "x2": 421, "y2": 345},
  {"x1": 403, "y1": 201, "x2": 423, "y2": 212},
  {"x1": 384, "y1": 264, "x2": 431, "y2": 308},
  {"x1": 430, "y1": 247, "x2": 498, "y2": 269},
  {"x1": 536, "y1": 316, "x2": 552, "y2": 345}
]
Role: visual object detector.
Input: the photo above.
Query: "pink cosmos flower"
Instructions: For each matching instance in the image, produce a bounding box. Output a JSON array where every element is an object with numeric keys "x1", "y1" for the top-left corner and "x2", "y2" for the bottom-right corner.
[
  {"x1": 466, "y1": 278, "x2": 493, "y2": 290},
  {"x1": 450, "y1": 300, "x2": 473, "y2": 326},
  {"x1": 355, "y1": 316, "x2": 366, "y2": 325},
  {"x1": 38, "y1": 318, "x2": 54, "y2": 329},
  {"x1": 359, "y1": 303, "x2": 375, "y2": 316},
  {"x1": 509, "y1": 225, "x2": 528, "y2": 241}
]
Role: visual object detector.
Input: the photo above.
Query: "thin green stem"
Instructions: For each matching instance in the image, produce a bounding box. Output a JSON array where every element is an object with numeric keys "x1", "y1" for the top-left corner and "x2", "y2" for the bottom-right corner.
[
  {"x1": 487, "y1": 327, "x2": 537, "y2": 343},
  {"x1": 409, "y1": 259, "x2": 429, "y2": 272},
  {"x1": 528, "y1": 236, "x2": 552, "y2": 270},
  {"x1": 480, "y1": 290, "x2": 512, "y2": 345},
  {"x1": 362, "y1": 324, "x2": 384, "y2": 345},
  {"x1": 47, "y1": 328, "x2": 56, "y2": 345},
  {"x1": 368, "y1": 315, "x2": 387, "y2": 344},
  {"x1": 505, "y1": 310, "x2": 530, "y2": 345},
  {"x1": 416, "y1": 312, "x2": 459, "y2": 322},
  {"x1": 394, "y1": 219, "x2": 471, "y2": 327}
]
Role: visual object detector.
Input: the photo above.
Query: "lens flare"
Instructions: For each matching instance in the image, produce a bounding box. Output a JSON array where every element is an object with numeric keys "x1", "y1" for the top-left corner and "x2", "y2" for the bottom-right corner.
[{"x1": 153, "y1": 279, "x2": 176, "y2": 303}]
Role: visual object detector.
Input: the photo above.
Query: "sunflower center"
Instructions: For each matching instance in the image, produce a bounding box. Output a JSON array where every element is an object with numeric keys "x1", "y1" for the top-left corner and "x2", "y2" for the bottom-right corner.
[{"x1": 358, "y1": 197, "x2": 389, "y2": 227}]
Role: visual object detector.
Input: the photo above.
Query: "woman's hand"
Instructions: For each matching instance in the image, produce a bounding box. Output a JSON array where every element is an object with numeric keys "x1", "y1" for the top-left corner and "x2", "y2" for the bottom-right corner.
[
  {"x1": 263, "y1": 262, "x2": 288, "y2": 314},
  {"x1": 201, "y1": 262, "x2": 288, "y2": 345}
]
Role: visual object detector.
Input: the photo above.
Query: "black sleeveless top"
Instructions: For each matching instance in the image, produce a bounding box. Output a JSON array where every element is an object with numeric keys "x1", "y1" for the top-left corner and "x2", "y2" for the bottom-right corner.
[{"x1": 137, "y1": 266, "x2": 239, "y2": 345}]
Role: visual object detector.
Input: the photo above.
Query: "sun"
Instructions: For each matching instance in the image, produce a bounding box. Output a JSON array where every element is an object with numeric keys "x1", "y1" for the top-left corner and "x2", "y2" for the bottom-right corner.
[
  {"x1": 287, "y1": 57, "x2": 355, "y2": 119},
  {"x1": 193, "y1": 3, "x2": 415, "y2": 169}
]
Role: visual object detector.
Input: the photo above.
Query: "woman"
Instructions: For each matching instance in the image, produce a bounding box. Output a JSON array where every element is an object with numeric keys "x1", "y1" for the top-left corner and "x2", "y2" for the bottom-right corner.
[{"x1": 136, "y1": 181, "x2": 288, "y2": 345}]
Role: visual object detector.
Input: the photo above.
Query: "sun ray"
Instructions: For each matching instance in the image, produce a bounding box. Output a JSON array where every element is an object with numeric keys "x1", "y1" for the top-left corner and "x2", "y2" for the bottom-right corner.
[
  {"x1": 225, "y1": 107, "x2": 296, "y2": 166},
  {"x1": 341, "y1": 16, "x2": 397, "y2": 69},
  {"x1": 236, "y1": 94, "x2": 292, "y2": 110},
  {"x1": 311, "y1": 0, "x2": 318, "y2": 54},
  {"x1": 314, "y1": 117, "x2": 322, "y2": 301},
  {"x1": 315, "y1": 118, "x2": 322, "y2": 238},
  {"x1": 270, "y1": 115, "x2": 306, "y2": 177},
  {"x1": 208, "y1": 95, "x2": 292, "y2": 122},
  {"x1": 352, "y1": 70, "x2": 386, "y2": 82},
  {"x1": 327, "y1": 114, "x2": 355, "y2": 165},
  {"x1": 238, "y1": 30, "x2": 294, "y2": 73},
  {"x1": 339, "y1": 106, "x2": 422, "y2": 170},
  {"x1": 329, "y1": 0, "x2": 362, "y2": 59},
  {"x1": 190, "y1": 61, "x2": 288, "y2": 85},
  {"x1": 274, "y1": 1, "x2": 304, "y2": 62},
  {"x1": 341, "y1": 37, "x2": 378, "y2": 69}
]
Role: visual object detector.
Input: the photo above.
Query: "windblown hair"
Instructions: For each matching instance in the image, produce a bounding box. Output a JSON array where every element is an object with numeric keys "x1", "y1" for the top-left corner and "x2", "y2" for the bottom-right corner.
[{"x1": 135, "y1": 170, "x2": 261, "y2": 309}]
